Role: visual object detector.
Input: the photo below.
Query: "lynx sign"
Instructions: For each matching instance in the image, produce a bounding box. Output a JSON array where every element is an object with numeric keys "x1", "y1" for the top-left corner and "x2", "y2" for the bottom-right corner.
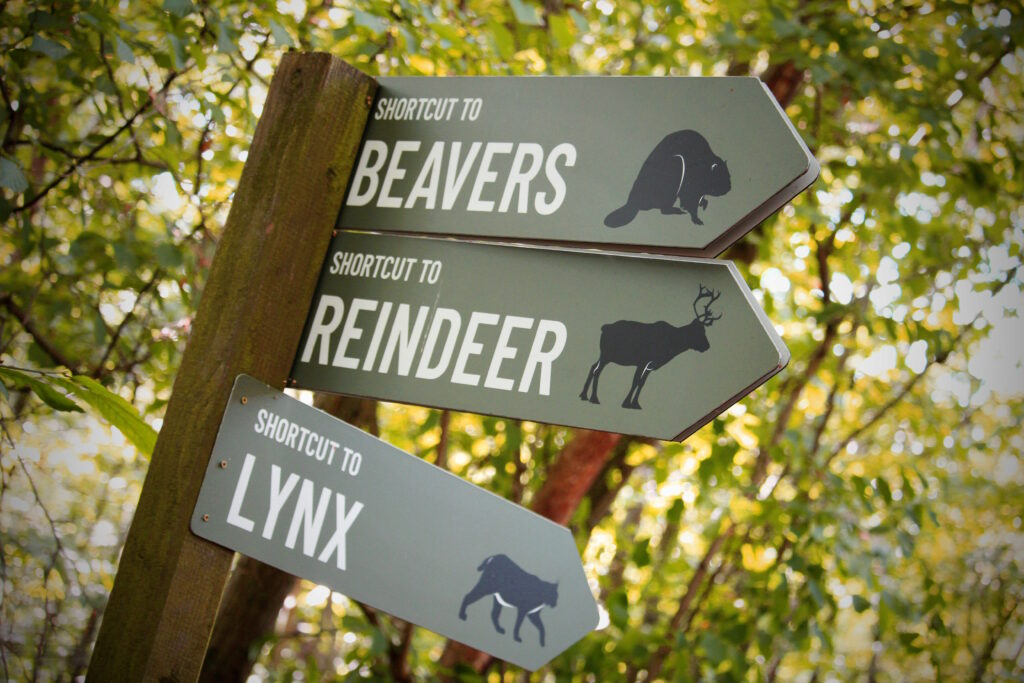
[
  {"x1": 192, "y1": 374, "x2": 599, "y2": 671},
  {"x1": 290, "y1": 231, "x2": 788, "y2": 441},
  {"x1": 338, "y1": 76, "x2": 818, "y2": 256}
]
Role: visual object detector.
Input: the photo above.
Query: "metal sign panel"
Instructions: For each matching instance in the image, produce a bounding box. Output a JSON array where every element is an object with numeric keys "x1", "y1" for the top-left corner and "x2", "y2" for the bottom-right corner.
[
  {"x1": 290, "y1": 232, "x2": 788, "y2": 441},
  {"x1": 337, "y1": 76, "x2": 818, "y2": 256},
  {"x1": 192, "y1": 374, "x2": 598, "y2": 671}
]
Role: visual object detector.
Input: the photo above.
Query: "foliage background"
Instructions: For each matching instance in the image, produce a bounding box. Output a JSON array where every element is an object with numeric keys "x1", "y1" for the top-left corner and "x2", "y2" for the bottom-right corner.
[{"x1": 1, "y1": 0, "x2": 1022, "y2": 681}]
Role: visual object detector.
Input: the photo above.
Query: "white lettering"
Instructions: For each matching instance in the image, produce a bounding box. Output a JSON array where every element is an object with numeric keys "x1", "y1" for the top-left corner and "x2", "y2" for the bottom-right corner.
[
  {"x1": 536, "y1": 142, "x2": 576, "y2": 215},
  {"x1": 451, "y1": 311, "x2": 500, "y2": 386},
  {"x1": 332, "y1": 298, "x2": 378, "y2": 369},
  {"x1": 346, "y1": 140, "x2": 388, "y2": 206},
  {"x1": 300, "y1": 295, "x2": 345, "y2": 364},
  {"x1": 467, "y1": 142, "x2": 513, "y2": 212},
  {"x1": 285, "y1": 479, "x2": 333, "y2": 557},
  {"x1": 442, "y1": 142, "x2": 482, "y2": 210},
  {"x1": 317, "y1": 493, "x2": 364, "y2": 570},
  {"x1": 415, "y1": 307, "x2": 462, "y2": 380},
  {"x1": 378, "y1": 304, "x2": 430, "y2": 376},
  {"x1": 378, "y1": 140, "x2": 420, "y2": 208},
  {"x1": 405, "y1": 141, "x2": 443, "y2": 209},
  {"x1": 499, "y1": 143, "x2": 544, "y2": 214},
  {"x1": 519, "y1": 319, "x2": 568, "y2": 395},
  {"x1": 225, "y1": 453, "x2": 256, "y2": 532},
  {"x1": 263, "y1": 465, "x2": 300, "y2": 540},
  {"x1": 484, "y1": 315, "x2": 534, "y2": 391}
]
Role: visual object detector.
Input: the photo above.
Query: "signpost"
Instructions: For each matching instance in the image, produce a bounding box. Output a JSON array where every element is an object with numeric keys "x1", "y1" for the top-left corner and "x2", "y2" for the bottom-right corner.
[
  {"x1": 87, "y1": 54, "x2": 378, "y2": 683},
  {"x1": 290, "y1": 231, "x2": 788, "y2": 441},
  {"x1": 92, "y1": 53, "x2": 817, "y2": 682},
  {"x1": 338, "y1": 76, "x2": 818, "y2": 256},
  {"x1": 192, "y1": 375, "x2": 598, "y2": 671}
]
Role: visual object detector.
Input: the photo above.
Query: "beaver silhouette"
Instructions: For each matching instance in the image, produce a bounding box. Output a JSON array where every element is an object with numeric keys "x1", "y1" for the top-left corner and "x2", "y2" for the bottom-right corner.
[{"x1": 604, "y1": 129, "x2": 731, "y2": 228}]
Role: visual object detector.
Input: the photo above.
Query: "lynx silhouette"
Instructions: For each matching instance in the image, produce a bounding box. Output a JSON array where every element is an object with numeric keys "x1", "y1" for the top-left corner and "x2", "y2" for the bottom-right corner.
[
  {"x1": 604, "y1": 130, "x2": 731, "y2": 228},
  {"x1": 580, "y1": 285, "x2": 722, "y2": 409},
  {"x1": 458, "y1": 554, "x2": 558, "y2": 647}
]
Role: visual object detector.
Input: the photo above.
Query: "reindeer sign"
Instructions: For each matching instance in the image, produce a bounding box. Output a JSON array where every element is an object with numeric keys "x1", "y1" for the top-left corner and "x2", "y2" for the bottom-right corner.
[{"x1": 291, "y1": 231, "x2": 788, "y2": 441}]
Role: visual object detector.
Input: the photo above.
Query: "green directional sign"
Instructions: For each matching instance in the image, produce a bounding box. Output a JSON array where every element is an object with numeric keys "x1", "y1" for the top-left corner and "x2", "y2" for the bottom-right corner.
[
  {"x1": 191, "y1": 375, "x2": 598, "y2": 671},
  {"x1": 290, "y1": 232, "x2": 788, "y2": 441},
  {"x1": 337, "y1": 76, "x2": 818, "y2": 256}
]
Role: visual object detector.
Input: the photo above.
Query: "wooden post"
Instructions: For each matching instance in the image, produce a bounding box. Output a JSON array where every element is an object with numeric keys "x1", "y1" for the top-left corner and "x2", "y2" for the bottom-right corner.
[{"x1": 87, "y1": 53, "x2": 375, "y2": 683}]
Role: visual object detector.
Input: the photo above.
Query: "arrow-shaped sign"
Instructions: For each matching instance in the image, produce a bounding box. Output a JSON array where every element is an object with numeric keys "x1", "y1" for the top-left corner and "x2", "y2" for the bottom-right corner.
[
  {"x1": 192, "y1": 375, "x2": 598, "y2": 670},
  {"x1": 338, "y1": 76, "x2": 817, "y2": 256},
  {"x1": 290, "y1": 231, "x2": 788, "y2": 441}
]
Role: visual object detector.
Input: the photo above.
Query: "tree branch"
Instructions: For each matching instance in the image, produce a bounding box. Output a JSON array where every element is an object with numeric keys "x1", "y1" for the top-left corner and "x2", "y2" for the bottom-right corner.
[
  {"x1": 435, "y1": 409, "x2": 450, "y2": 469},
  {"x1": 11, "y1": 68, "x2": 183, "y2": 215},
  {"x1": 90, "y1": 269, "x2": 162, "y2": 378},
  {"x1": 0, "y1": 295, "x2": 82, "y2": 373},
  {"x1": 970, "y1": 597, "x2": 1018, "y2": 682},
  {"x1": 642, "y1": 523, "x2": 736, "y2": 680}
]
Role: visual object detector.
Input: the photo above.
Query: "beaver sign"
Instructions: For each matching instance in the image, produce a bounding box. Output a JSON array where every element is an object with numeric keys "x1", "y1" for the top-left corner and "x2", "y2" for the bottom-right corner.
[{"x1": 604, "y1": 129, "x2": 732, "y2": 228}]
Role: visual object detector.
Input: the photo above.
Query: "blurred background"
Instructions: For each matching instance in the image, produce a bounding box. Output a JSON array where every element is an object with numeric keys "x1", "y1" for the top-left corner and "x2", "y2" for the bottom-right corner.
[{"x1": 1, "y1": 1, "x2": 1022, "y2": 681}]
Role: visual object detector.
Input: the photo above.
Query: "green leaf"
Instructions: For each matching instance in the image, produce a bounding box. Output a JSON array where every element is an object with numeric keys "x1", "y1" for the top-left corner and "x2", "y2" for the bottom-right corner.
[
  {"x1": 852, "y1": 594, "x2": 871, "y2": 613},
  {"x1": 53, "y1": 376, "x2": 158, "y2": 456},
  {"x1": 667, "y1": 497, "x2": 685, "y2": 525},
  {"x1": 0, "y1": 367, "x2": 83, "y2": 413},
  {"x1": 165, "y1": 119, "x2": 182, "y2": 148},
  {"x1": 569, "y1": 8, "x2": 589, "y2": 33},
  {"x1": 114, "y1": 36, "x2": 135, "y2": 64},
  {"x1": 0, "y1": 157, "x2": 29, "y2": 193},
  {"x1": 29, "y1": 10, "x2": 68, "y2": 31},
  {"x1": 487, "y1": 20, "x2": 515, "y2": 60},
  {"x1": 167, "y1": 33, "x2": 187, "y2": 70},
  {"x1": 113, "y1": 241, "x2": 138, "y2": 270},
  {"x1": 874, "y1": 477, "x2": 893, "y2": 504},
  {"x1": 509, "y1": 0, "x2": 543, "y2": 26},
  {"x1": 548, "y1": 14, "x2": 574, "y2": 48},
  {"x1": 91, "y1": 312, "x2": 107, "y2": 347},
  {"x1": 268, "y1": 19, "x2": 294, "y2": 47},
  {"x1": 162, "y1": 0, "x2": 194, "y2": 17},
  {"x1": 215, "y1": 21, "x2": 236, "y2": 54},
  {"x1": 700, "y1": 631, "x2": 727, "y2": 665},
  {"x1": 607, "y1": 589, "x2": 629, "y2": 629},
  {"x1": 29, "y1": 35, "x2": 71, "y2": 60},
  {"x1": 352, "y1": 9, "x2": 388, "y2": 34},
  {"x1": 154, "y1": 242, "x2": 183, "y2": 268},
  {"x1": 631, "y1": 538, "x2": 651, "y2": 567},
  {"x1": 807, "y1": 578, "x2": 825, "y2": 607}
]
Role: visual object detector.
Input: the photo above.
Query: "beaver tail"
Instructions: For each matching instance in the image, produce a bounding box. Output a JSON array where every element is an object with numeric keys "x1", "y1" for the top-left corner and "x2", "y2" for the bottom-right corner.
[{"x1": 604, "y1": 204, "x2": 638, "y2": 228}]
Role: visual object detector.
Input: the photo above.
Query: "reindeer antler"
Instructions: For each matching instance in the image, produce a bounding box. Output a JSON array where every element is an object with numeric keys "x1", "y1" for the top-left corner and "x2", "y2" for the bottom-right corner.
[{"x1": 693, "y1": 284, "x2": 722, "y2": 326}]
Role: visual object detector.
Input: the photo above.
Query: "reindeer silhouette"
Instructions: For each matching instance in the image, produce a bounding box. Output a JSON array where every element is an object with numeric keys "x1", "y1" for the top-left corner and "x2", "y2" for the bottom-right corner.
[{"x1": 580, "y1": 285, "x2": 721, "y2": 409}]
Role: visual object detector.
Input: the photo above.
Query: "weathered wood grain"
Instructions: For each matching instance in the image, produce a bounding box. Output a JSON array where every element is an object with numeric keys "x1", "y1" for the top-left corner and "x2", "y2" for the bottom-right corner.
[{"x1": 86, "y1": 52, "x2": 376, "y2": 683}]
